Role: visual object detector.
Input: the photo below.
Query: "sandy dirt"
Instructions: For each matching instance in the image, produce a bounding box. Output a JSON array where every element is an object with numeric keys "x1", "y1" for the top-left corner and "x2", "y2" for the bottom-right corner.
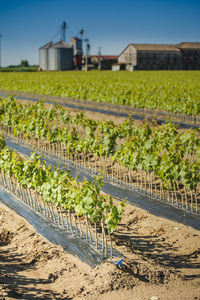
[{"x1": 0, "y1": 199, "x2": 200, "y2": 300}]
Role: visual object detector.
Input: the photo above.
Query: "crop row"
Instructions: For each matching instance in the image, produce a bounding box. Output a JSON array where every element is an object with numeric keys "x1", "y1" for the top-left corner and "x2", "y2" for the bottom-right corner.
[
  {"x1": 0, "y1": 70, "x2": 200, "y2": 115},
  {"x1": 0, "y1": 96, "x2": 199, "y2": 214},
  {"x1": 0, "y1": 136, "x2": 125, "y2": 256}
]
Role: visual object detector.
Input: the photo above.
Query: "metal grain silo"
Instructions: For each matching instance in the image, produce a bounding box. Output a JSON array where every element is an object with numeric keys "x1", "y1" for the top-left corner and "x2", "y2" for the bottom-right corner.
[
  {"x1": 39, "y1": 42, "x2": 53, "y2": 70},
  {"x1": 48, "y1": 41, "x2": 74, "y2": 71}
]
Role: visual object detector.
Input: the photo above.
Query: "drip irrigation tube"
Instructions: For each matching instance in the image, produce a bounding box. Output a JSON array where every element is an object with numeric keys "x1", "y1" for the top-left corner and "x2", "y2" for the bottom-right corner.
[
  {"x1": 0, "y1": 93, "x2": 199, "y2": 130},
  {"x1": 5, "y1": 137, "x2": 200, "y2": 232},
  {"x1": 0, "y1": 186, "x2": 105, "y2": 267}
]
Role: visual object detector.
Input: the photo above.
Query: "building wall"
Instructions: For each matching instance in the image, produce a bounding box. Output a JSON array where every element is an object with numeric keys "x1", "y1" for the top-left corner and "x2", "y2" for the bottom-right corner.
[
  {"x1": 59, "y1": 48, "x2": 74, "y2": 70},
  {"x1": 91, "y1": 56, "x2": 118, "y2": 69},
  {"x1": 136, "y1": 51, "x2": 181, "y2": 70},
  {"x1": 118, "y1": 45, "x2": 137, "y2": 66},
  {"x1": 48, "y1": 48, "x2": 57, "y2": 71},
  {"x1": 180, "y1": 49, "x2": 200, "y2": 70},
  {"x1": 101, "y1": 59, "x2": 118, "y2": 70},
  {"x1": 47, "y1": 48, "x2": 74, "y2": 71},
  {"x1": 39, "y1": 49, "x2": 48, "y2": 70},
  {"x1": 112, "y1": 65, "x2": 121, "y2": 71}
]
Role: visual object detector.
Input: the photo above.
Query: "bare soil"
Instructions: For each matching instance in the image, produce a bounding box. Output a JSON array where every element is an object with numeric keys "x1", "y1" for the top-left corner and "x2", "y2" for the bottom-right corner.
[{"x1": 0, "y1": 199, "x2": 200, "y2": 300}]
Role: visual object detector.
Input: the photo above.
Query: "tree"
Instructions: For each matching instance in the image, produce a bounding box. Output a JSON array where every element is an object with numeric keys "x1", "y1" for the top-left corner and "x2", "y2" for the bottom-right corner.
[{"x1": 21, "y1": 60, "x2": 29, "y2": 67}]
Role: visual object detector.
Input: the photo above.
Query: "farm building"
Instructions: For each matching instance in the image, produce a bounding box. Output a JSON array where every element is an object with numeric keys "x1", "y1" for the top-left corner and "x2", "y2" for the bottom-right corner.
[
  {"x1": 39, "y1": 40, "x2": 74, "y2": 71},
  {"x1": 71, "y1": 37, "x2": 83, "y2": 69},
  {"x1": 177, "y1": 42, "x2": 200, "y2": 70},
  {"x1": 112, "y1": 62, "x2": 126, "y2": 71},
  {"x1": 90, "y1": 55, "x2": 118, "y2": 70},
  {"x1": 117, "y1": 42, "x2": 200, "y2": 70}
]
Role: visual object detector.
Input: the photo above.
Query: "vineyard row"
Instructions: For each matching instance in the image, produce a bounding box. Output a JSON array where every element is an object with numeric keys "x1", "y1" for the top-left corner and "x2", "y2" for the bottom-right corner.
[
  {"x1": 0, "y1": 137, "x2": 125, "y2": 257},
  {"x1": 5, "y1": 132, "x2": 200, "y2": 215},
  {"x1": 0, "y1": 97, "x2": 199, "y2": 214},
  {"x1": 0, "y1": 71, "x2": 200, "y2": 115}
]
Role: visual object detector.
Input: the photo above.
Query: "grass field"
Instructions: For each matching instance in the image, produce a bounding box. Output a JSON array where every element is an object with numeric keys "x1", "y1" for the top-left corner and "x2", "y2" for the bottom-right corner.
[{"x1": 0, "y1": 70, "x2": 200, "y2": 115}]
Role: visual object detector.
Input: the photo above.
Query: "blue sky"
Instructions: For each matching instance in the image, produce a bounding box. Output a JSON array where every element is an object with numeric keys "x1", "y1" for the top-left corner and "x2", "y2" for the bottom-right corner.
[{"x1": 0, "y1": 0, "x2": 200, "y2": 66}]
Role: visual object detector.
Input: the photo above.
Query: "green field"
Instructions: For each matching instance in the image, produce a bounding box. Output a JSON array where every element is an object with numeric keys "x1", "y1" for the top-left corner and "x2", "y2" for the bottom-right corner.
[
  {"x1": 0, "y1": 96, "x2": 199, "y2": 214},
  {"x1": 0, "y1": 70, "x2": 200, "y2": 115}
]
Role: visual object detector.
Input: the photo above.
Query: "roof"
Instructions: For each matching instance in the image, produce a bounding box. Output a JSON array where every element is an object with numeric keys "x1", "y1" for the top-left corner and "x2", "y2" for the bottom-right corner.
[
  {"x1": 119, "y1": 43, "x2": 180, "y2": 57},
  {"x1": 51, "y1": 40, "x2": 73, "y2": 48},
  {"x1": 131, "y1": 43, "x2": 180, "y2": 52},
  {"x1": 39, "y1": 41, "x2": 53, "y2": 50},
  {"x1": 102, "y1": 55, "x2": 118, "y2": 60},
  {"x1": 119, "y1": 41, "x2": 200, "y2": 57},
  {"x1": 112, "y1": 62, "x2": 125, "y2": 65},
  {"x1": 91, "y1": 55, "x2": 118, "y2": 60},
  {"x1": 72, "y1": 37, "x2": 81, "y2": 41},
  {"x1": 176, "y1": 42, "x2": 200, "y2": 49},
  {"x1": 39, "y1": 40, "x2": 72, "y2": 50}
]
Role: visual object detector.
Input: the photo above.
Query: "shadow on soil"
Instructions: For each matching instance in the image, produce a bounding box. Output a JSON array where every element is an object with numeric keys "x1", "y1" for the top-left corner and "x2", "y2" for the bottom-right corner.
[
  {"x1": 114, "y1": 227, "x2": 200, "y2": 280},
  {"x1": 0, "y1": 248, "x2": 71, "y2": 300}
]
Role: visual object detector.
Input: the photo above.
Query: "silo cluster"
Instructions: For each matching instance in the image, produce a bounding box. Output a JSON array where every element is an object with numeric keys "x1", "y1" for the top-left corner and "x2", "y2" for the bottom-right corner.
[{"x1": 39, "y1": 40, "x2": 74, "y2": 71}]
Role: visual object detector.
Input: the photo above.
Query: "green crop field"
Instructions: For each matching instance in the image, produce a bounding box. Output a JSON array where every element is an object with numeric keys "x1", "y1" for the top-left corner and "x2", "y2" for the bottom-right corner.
[
  {"x1": 0, "y1": 96, "x2": 199, "y2": 215},
  {"x1": 0, "y1": 70, "x2": 200, "y2": 115}
]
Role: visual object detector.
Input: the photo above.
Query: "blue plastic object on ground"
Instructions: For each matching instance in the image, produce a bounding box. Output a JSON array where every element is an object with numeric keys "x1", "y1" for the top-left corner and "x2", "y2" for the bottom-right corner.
[{"x1": 116, "y1": 258, "x2": 123, "y2": 267}]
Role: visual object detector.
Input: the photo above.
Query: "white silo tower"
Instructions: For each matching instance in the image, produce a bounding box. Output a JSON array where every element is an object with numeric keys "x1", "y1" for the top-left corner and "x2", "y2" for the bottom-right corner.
[
  {"x1": 48, "y1": 40, "x2": 74, "y2": 71},
  {"x1": 39, "y1": 41, "x2": 53, "y2": 71}
]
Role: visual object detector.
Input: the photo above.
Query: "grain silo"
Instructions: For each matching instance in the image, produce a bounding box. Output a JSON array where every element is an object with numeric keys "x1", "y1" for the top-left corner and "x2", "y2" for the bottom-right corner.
[
  {"x1": 39, "y1": 41, "x2": 53, "y2": 71},
  {"x1": 48, "y1": 40, "x2": 74, "y2": 71},
  {"x1": 39, "y1": 40, "x2": 74, "y2": 71}
]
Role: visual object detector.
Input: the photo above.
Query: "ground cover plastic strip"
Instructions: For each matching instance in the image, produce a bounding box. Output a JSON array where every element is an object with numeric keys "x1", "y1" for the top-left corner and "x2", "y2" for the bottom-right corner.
[{"x1": 5, "y1": 136, "x2": 200, "y2": 231}]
